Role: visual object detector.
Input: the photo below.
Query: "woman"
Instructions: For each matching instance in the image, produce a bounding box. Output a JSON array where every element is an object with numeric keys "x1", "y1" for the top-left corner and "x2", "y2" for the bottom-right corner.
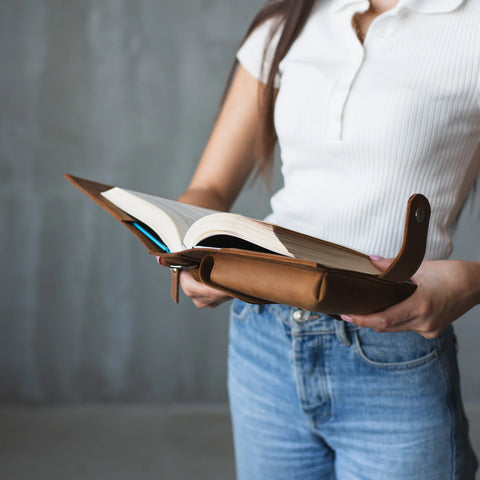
[{"x1": 166, "y1": 0, "x2": 480, "y2": 477}]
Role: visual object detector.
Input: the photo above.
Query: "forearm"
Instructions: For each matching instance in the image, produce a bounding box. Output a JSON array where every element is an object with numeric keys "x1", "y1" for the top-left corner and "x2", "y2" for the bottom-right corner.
[
  {"x1": 177, "y1": 187, "x2": 232, "y2": 212},
  {"x1": 177, "y1": 65, "x2": 261, "y2": 214},
  {"x1": 456, "y1": 260, "x2": 480, "y2": 310}
]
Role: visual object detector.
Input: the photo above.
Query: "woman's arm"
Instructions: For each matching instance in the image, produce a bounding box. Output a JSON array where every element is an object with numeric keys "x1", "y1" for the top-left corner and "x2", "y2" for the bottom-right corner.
[
  {"x1": 163, "y1": 64, "x2": 266, "y2": 308},
  {"x1": 178, "y1": 64, "x2": 263, "y2": 211},
  {"x1": 341, "y1": 257, "x2": 480, "y2": 339}
]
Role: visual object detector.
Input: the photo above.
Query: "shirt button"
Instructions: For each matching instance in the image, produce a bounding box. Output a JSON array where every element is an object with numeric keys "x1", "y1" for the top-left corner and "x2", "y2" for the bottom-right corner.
[{"x1": 375, "y1": 29, "x2": 385, "y2": 38}]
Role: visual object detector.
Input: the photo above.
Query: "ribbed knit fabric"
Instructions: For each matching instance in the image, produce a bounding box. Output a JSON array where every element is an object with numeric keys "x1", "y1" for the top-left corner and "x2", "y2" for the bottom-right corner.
[{"x1": 237, "y1": 0, "x2": 480, "y2": 260}]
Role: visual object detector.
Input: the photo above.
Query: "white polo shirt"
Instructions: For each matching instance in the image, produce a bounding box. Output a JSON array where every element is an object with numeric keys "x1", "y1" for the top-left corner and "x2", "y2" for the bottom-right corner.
[{"x1": 237, "y1": 0, "x2": 480, "y2": 260}]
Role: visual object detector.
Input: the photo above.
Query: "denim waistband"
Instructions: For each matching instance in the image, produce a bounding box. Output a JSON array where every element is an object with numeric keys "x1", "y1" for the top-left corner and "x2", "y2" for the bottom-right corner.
[{"x1": 251, "y1": 303, "x2": 358, "y2": 345}]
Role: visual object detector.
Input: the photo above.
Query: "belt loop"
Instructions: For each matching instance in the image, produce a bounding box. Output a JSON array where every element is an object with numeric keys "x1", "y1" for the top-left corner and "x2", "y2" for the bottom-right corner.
[
  {"x1": 252, "y1": 304, "x2": 264, "y2": 314},
  {"x1": 334, "y1": 319, "x2": 352, "y2": 346}
]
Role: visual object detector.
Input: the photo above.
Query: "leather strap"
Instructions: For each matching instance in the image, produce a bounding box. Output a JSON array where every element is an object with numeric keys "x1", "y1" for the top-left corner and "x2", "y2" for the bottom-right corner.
[
  {"x1": 378, "y1": 194, "x2": 431, "y2": 283},
  {"x1": 170, "y1": 267, "x2": 180, "y2": 303}
]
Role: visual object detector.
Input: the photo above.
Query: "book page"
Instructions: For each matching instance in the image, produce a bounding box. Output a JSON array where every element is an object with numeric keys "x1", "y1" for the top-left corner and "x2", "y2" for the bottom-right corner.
[
  {"x1": 101, "y1": 187, "x2": 216, "y2": 251},
  {"x1": 272, "y1": 225, "x2": 381, "y2": 274},
  {"x1": 102, "y1": 187, "x2": 380, "y2": 274},
  {"x1": 185, "y1": 214, "x2": 380, "y2": 275},
  {"x1": 123, "y1": 190, "x2": 216, "y2": 233},
  {"x1": 184, "y1": 213, "x2": 290, "y2": 254}
]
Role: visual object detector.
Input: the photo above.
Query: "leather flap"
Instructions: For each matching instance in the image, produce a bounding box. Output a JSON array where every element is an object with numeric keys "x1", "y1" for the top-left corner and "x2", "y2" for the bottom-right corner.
[{"x1": 378, "y1": 194, "x2": 431, "y2": 283}]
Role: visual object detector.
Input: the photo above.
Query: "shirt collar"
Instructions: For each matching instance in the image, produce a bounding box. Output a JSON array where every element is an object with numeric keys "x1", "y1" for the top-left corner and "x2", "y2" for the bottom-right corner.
[{"x1": 330, "y1": 0, "x2": 465, "y2": 14}]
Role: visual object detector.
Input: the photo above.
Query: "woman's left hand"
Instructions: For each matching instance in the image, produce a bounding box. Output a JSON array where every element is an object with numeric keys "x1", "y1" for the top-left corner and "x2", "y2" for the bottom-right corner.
[{"x1": 341, "y1": 257, "x2": 480, "y2": 339}]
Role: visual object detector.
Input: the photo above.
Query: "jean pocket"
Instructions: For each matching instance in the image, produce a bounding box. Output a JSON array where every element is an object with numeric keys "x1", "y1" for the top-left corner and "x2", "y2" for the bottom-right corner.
[
  {"x1": 230, "y1": 299, "x2": 253, "y2": 323},
  {"x1": 353, "y1": 328, "x2": 440, "y2": 370}
]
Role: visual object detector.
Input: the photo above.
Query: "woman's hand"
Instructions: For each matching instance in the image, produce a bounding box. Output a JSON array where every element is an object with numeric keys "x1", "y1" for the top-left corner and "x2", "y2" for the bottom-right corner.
[
  {"x1": 179, "y1": 270, "x2": 232, "y2": 309},
  {"x1": 157, "y1": 257, "x2": 232, "y2": 309},
  {"x1": 341, "y1": 257, "x2": 480, "y2": 339}
]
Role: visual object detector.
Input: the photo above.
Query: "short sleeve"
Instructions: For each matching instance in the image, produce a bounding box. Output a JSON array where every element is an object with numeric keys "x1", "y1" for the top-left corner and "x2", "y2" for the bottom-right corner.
[{"x1": 236, "y1": 19, "x2": 281, "y2": 86}]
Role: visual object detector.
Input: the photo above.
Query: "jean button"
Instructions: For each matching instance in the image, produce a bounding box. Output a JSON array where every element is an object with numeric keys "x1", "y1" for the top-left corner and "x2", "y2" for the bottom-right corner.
[{"x1": 293, "y1": 309, "x2": 306, "y2": 322}]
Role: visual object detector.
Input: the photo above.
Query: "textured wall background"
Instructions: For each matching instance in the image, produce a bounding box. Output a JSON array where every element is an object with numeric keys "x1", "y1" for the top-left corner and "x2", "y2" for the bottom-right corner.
[{"x1": 1, "y1": 0, "x2": 479, "y2": 404}]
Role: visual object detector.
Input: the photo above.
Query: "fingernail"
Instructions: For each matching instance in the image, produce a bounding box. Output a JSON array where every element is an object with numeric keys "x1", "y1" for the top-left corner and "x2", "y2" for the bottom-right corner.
[
  {"x1": 341, "y1": 315, "x2": 354, "y2": 323},
  {"x1": 369, "y1": 255, "x2": 384, "y2": 261}
]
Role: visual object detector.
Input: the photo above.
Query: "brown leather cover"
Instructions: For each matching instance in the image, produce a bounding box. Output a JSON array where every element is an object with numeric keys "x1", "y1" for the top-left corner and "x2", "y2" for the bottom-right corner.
[
  {"x1": 196, "y1": 250, "x2": 416, "y2": 315},
  {"x1": 64, "y1": 174, "x2": 164, "y2": 254},
  {"x1": 65, "y1": 174, "x2": 430, "y2": 315}
]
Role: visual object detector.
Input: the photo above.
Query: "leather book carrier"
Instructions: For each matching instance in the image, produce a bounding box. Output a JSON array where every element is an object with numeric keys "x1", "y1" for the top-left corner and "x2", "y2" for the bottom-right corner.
[{"x1": 65, "y1": 174, "x2": 431, "y2": 316}]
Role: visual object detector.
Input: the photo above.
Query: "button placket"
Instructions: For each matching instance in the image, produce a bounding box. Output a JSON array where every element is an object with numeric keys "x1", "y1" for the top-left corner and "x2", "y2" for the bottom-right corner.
[
  {"x1": 325, "y1": 54, "x2": 364, "y2": 140},
  {"x1": 326, "y1": 6, "x2": 402, "y2": 141},
  {"x1": 324, "y1": 7, "x2": 368, "y2": 140},
  {"x1": 365, "y1": 11, "x2": 396, "y2": 43}
]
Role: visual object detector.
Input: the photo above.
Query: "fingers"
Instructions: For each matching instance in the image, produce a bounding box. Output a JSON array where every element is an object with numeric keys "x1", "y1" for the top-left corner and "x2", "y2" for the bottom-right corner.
[
  {"x1": 368, "y1": 255, "x2": 394, "y2": 272},
  {"x1": 340, "y1": 255, "x2": 416, "y2": 332},
  {"x1": 341, "y1": 299, "x2": 416, "y2": 333},
  {"x1": 341, "y1": 290, "x2": 445, "y2": 339},
  {"x1": 348, "y1": 258, "x2": 463, "y2": 339},
  {"x1": 156, "y1": 257, "x2": 231, "y2": 308},
  {"x1": 156, "y1": 256, "x2": 168, "y2": 266},
  {"x1": 179, "y1": 270, "x2": 232, "y2": 309}
]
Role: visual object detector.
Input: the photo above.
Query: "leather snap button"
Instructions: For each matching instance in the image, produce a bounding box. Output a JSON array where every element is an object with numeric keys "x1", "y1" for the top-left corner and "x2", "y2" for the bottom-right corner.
[{"x1": 415, "y1": 207, "x2": 425, "y2": 223}]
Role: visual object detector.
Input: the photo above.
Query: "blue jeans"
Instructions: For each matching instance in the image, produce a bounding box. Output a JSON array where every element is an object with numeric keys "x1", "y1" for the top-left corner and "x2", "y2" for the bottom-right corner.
[{"x1": 227, "y1": 300, "x2": 478, "y2": 480}]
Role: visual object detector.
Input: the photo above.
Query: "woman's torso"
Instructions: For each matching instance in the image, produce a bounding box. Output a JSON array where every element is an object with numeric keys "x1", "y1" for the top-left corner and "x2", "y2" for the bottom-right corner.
[{"x1": 238, "y1": 0, "x2": 480, "y2": 259}]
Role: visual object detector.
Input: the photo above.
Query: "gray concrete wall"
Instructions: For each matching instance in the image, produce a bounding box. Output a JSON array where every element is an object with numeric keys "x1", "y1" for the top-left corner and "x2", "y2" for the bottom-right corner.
[{"x1": 1, "y1": 0, "x2": 479, "y2": 404}]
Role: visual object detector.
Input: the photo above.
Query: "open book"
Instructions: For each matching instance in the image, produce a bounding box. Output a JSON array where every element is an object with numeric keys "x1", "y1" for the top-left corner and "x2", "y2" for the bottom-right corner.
[
  {"x1": 65, "y1": 175, "x2": 431, "y2": 314},
  {"x1": 65, "y1": 174, "x2": 379, "y2": 275}
]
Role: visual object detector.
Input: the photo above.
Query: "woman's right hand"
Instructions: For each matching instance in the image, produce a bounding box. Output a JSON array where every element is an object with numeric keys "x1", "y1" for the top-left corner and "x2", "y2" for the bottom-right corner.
[
  {"x1": 179, "y1": 270, "x2": 232, "y2": 309},
  {"x1": 157, "y1": 256, "x2": 231, "y2": 308}
]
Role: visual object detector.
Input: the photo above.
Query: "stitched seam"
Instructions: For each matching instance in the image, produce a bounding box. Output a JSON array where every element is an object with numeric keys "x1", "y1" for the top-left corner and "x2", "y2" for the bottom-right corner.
[
  {"x1": 353, "y1": 331, "x2": 440, "y2": 370},
  {"x1": 437, "y1": 345, "x2": 456, "y2": 479},
  {"x1": 292, "y1": 325, "x2": 360, "y2": 336}
]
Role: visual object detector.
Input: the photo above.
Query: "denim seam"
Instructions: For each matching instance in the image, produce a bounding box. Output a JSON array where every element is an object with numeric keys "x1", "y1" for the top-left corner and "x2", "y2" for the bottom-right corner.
[
  {"x1": 353, "y1": 331, "x2": 440, "y2": 370},
  {"x1": 437, "y1": 344, "x2": 456, "y2": 479},
  {"x1": 291, "y1": 327, "x2": 360, "y2": 337},
  {"x1": 292, "y1": 331, "x2": 340, "y2": 336},
  {"x1": 292, "y1": 335, "x2": 332, "y2": 428}
]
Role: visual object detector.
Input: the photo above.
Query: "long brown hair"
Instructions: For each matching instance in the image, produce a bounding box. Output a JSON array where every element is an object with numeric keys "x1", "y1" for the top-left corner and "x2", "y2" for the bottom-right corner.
[{"x1": 222, "y1": 0, "x2": 316, "y2": 180}]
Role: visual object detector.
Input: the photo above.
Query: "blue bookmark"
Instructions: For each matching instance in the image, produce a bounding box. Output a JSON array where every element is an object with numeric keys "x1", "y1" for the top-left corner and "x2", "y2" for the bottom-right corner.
[{"x1": 132, "y1": 222, "x2": 170, "y2": 253}]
